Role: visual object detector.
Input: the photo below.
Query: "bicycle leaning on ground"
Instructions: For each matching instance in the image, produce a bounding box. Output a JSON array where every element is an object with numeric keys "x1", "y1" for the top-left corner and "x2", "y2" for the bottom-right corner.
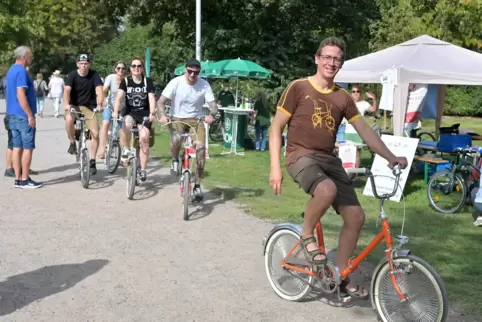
[
  {"x1": 125, "y1": 117, "x2": 151, "y2": 200},
  {"x1": 104, "y1": 107, "x2": 123, "y2": 174},
  {"x1": 427, "y1": 147, "x2": 481, "y2": 214},
  {"x1": 71, "y1": 108, "x2": 98, "y2": 189},
  {"x1": 162, "y1": 116, "x2": 205, "y2": 221},
  {"x1": 263, "y1": 165, "x2": 448, "y2": 322}
]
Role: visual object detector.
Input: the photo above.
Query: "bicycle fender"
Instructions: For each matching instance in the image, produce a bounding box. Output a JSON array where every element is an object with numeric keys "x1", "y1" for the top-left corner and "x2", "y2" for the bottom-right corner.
[
  {"x1": 262, "y1": 223, "x2": 302, "y2": 255},
  {"x1": 369, "y1": 248, "x2": 411, "y2": 311}
]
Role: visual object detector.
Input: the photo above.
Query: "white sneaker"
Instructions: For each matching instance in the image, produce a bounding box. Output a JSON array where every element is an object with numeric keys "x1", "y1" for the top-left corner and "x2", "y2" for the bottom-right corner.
[{"x1": 121, "y1": 148, "x2": 129, "y2": 162}]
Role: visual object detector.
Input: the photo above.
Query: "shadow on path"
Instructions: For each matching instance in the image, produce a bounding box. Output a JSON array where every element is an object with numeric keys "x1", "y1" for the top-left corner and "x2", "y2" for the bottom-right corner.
[{"x1": 0, "y1": 259, "x2": 109, "y2": 316}]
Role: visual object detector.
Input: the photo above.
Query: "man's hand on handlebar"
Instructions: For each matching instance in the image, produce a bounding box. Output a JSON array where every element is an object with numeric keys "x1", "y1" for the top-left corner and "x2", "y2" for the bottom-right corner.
[
  {"x1": 159, "y1": 114, "x2": 170, "y2": 125},
  {"x1": 388, "y1": 156, "x2": 408, "y2": 170},
  {"x1": 204, "y1": 115, "x2": 214, "y2": 125}
]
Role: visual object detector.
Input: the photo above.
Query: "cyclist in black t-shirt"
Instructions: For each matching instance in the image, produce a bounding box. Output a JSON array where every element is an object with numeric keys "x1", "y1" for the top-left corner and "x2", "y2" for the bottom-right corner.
[
  {"x1": 112, "y1": 56, "x2": 156, "y2": 182},
  {"x1": 63, "y1": 54, "x2": 104, "y2": 175}
]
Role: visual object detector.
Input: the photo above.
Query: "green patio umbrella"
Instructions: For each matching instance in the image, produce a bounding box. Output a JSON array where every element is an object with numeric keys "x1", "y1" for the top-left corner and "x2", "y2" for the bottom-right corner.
[
  {"x1": 174, "y1": 60, "x2": 217, "y2": 77},
  {"x1": 204, "y1": 58, "x2": 272, "y2": 79},
  {"x1": 204, "y1": 58, "x2": 272, "y2": 107},
  {"x1": 145, "y1": 47, "x2": 151, "y2": 77}
]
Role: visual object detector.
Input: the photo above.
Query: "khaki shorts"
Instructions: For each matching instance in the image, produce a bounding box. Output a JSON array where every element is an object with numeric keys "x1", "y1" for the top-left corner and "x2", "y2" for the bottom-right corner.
[
  {"x1": 169, "y1": 117, "x2": 205, "y2": 146},
  {"x1": 287, "y1": 153, "x2": 360, "y2": 213},
  {"x1": 65, "y1": 106, "x2": 98, "y2": 131}
]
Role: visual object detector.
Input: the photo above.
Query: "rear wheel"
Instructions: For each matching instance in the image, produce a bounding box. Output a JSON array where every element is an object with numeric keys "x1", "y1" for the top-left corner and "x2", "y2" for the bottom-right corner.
[
  {"x1": 126, "y1": 157, "x2": 137, "y2": 200},
  {"x1": 371, "y1": 254, "x2": 448, "y2": 322},
  {"x1": 106, "y1": 139, "x2": 121, "y2": 174},
  {"x1": 209, "y1": 119, "x2": 223, "y2": 142},
  {"x1": 264, "y1": 228, "x2": 313, "y2": 301},
  {"x1": 182, "y1": 172, "x2": 190, "y2": 220},
  {"x1": 427, "y1": 170, "x2": 466, "y2": 214},
  {"x1": 80, "y1": 149, "x2": 90, "y2": 189}
]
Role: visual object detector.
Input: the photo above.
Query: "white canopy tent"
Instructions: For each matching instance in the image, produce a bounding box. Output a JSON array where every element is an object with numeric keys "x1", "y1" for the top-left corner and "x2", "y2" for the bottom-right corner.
[{"x1": 335, "y1": 35, "x2": 482, "y2": 136}]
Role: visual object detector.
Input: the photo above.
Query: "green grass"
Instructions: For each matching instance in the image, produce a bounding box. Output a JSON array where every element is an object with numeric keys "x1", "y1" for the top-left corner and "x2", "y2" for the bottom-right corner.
[{"x1": 151, "y1": 117, "x2": 482, "y2": 316}]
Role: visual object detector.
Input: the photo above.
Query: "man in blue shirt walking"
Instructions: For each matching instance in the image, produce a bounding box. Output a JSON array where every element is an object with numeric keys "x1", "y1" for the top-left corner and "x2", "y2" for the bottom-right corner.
[{"x1": 6, "y1": 46, "x2": 42, "y2": 188}]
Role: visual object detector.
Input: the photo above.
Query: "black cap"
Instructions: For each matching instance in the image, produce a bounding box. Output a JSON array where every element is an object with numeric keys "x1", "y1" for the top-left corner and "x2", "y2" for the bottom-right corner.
[
  {"x1": 185, "y1": 58, "x2": 201, "y2": 69},
  {"x1": 77, "y1": 54, "x2": 90, "y2": 62}
]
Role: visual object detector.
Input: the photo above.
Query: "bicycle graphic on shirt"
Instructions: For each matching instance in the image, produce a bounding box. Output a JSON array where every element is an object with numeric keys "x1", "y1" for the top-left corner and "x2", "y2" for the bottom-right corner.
[{"x1": 306, "y1": 95, "x2": 335, "y2": 132}]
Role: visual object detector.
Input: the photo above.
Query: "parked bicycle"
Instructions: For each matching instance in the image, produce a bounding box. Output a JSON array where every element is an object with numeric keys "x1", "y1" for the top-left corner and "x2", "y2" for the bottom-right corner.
[
  {"x1": 105, "y1": 107, "x2": 123, "y2": 174},
  {"x1": 263, "y1": 165, "x2": 448, "y2": 322},
  {"x1": 427, "y1": 147, "x2": 481, "y2": 214},
  {"x1": 208, "y1": 112, "x2": 224, "y2": 142},
  {"x1": 125, "y1": 117, "x2": 151, "y2": 200},
  {"x1": 163, "y1": 117, "x2": 205, "y2": 220},
  {"x1": 71, "y1": 108, "x2": 98, "y2": 189}
]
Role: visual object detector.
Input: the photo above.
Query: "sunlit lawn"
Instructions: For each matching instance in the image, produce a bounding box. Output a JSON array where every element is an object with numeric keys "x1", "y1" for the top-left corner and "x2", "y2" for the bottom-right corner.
[{"x1": 152, "y1": 116, "x2": 482, "y2": 316}]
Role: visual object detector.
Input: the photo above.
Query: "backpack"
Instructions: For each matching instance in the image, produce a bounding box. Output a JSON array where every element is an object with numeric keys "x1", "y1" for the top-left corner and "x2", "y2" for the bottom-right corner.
[{"x1": 35, "y1": 80, "x2": 44, "y2": 97}]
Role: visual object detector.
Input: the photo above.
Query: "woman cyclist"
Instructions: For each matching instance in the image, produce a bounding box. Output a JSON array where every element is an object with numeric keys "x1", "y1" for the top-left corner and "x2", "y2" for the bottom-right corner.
[
  {"x1": 99, "y1": 61, "x2": 126, "y2": 159},
  {"x1": 112, "y1": 56, "x2": 156, "y2": 182}
]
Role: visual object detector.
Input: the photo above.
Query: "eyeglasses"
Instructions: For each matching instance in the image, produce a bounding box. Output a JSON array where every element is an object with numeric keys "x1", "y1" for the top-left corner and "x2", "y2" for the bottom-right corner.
[
  {"x1": 131, "y1": 64, "x2": 143, "y2": 68},
  {"x1": 116, "y1": 67, "x2": 126, "y2": 71},
  {"x1": 186, "y1": 69, "x2": 200, "y2": 76},
  {"x1": 319, "y1": 55, "x2": 343, "y2": 65},
  {"x1": 352, "y1": 90, "x2": 360, "y2": 93}
]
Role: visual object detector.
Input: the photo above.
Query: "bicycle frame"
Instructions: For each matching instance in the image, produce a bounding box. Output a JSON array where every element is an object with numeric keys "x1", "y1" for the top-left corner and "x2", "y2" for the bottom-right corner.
[{"x1": 280, "y1": 167, "x2": 408, "y2": 301}]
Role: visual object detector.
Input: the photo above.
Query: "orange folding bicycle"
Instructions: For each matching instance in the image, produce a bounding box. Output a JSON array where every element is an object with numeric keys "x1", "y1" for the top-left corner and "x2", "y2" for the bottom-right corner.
[{"x1": 263, "y1": 165, "x2": 448, "y2": 322}]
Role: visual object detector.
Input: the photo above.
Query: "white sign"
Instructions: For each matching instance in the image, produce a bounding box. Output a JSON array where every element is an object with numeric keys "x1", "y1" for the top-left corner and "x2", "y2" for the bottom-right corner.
[
  {"x1": 363, "y1": 135, "x2": 419, "y2": 202},
  {"x1": 338, "y1": 144, "x2": 357, "y2": 169}
]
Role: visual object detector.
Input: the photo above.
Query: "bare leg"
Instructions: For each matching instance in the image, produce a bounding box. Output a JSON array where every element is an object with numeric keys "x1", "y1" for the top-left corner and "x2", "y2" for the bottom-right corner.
[
  {"x1": 89, "y1": 127, "x2": 100, "y2": 158},
  {"x1": 12, "y1": 148, "x2": 23, "y2": 180},
  {"x1": 170, "y1": 137, "x2": 182, "y2": 160},
  {"x1": 302, "y1": 179, "x2": 337, "y2": 259},
  {"x1": 123, "y1": 117, "x2": 133, "y2": 148},
  {"x1": 20, "y1": 149, "x2": 33, "y2": 181},
  {"x1": 6, "y1": 148, "x2": 13, "y2": 168},
  {"x1": 195, "y1": 145, "x2": 206, "y2": 183},
  {"x1": 138, "y1": 126, "x2": 150, "y2": 169},
  {"x1": 65, "y1": 114, "x2": 75, "y2": 142},
  {"x1": 99, "y1": 119, "x2": 110, "y2": 157},
  {"x1": 337, "y1": 205, "x2": 367, "y2": 294}
]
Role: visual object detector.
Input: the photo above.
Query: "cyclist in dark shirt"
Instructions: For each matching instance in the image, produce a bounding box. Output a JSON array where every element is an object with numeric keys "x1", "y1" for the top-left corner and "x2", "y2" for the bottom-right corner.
[
  {"x1": 63, "y1": 54, "x2": 104, "y2": 175},
  {"x1": 112, "y1": 56, "x2": 156, "y2": 182}
]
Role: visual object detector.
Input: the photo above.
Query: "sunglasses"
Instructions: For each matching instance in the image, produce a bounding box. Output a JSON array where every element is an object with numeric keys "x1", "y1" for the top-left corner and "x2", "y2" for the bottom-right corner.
[
  {"x1": 116, "y1": 66, "x2": 126, "y2": 71},
  {"x1": 131, "y1": 64, "x2": 143, "y2": 68},
  {"x1": 352, "y1": 90, "x2": 360, "y2": 93},
  {"x1": 186, "y1": 69, "x2": 200, "y2": 75}
]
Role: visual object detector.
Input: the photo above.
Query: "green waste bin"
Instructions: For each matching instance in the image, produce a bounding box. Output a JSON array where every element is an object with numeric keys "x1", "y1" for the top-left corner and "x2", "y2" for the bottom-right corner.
[{"x1": 223, "y1": 110, "x2": 248, "y2": 150}]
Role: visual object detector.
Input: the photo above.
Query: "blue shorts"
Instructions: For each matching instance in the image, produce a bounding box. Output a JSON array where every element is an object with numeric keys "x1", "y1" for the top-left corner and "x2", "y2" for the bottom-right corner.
[
  {"x1": 9, "y1": 115, "x2": 36, "y2": 150},
  {"x1": 102, "y1": 107, "x2": 123, "y2": 128}
]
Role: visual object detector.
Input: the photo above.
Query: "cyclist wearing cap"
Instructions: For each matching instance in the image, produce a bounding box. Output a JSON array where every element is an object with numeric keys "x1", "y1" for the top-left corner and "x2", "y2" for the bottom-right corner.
[
  {"x1": 112, "y1": 56, "x2": 156, "y2": 182},
  {"x1": 157, "y1": 58, "x2": 218, "y2": 200},
  {"x1": 63, "y1": 54, "x2": 104, "y2": 175}
]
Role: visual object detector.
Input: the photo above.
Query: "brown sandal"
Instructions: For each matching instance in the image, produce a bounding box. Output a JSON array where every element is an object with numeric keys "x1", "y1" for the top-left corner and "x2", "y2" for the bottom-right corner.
[
  {"x1": 340, "y1": 277, "x2": 369, "y2": 299},
  {"x1": 300, "y1": 236, "x2": 327, "y2": 265}
]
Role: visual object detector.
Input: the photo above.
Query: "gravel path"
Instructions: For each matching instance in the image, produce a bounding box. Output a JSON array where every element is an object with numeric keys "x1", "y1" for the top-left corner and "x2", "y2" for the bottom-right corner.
[{"x1": 0, "y1": 99, "x2": 467, "y2": 321}]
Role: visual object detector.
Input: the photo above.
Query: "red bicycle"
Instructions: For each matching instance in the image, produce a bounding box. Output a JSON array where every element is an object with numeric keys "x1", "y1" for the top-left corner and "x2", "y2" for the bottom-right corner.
[{"x1": 163, "y1": 117, "x2": 205, "y2": 220}]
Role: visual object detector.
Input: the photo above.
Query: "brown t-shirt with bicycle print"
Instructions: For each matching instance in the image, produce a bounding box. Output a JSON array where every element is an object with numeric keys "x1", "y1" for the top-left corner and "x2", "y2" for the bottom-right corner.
[{"x1": 277, "y1": 77, "x2": 361, "y2": 166}]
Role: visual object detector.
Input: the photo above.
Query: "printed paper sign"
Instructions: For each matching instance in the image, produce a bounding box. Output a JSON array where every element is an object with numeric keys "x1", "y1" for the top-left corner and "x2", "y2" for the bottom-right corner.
[{"x1": 363, "y1": 135, "x2": 419, "y2": 202}]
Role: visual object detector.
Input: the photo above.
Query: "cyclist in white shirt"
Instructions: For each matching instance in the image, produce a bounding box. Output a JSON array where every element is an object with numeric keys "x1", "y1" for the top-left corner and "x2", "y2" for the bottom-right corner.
[{"x1": 157, "y1": 58, "x2": 218, "y2": 201}]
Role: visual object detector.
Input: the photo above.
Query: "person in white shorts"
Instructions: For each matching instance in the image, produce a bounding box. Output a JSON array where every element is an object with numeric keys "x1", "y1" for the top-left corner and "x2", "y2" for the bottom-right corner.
[{"x1": 157, "y1": 58, "x2": 218, "y2": 201}]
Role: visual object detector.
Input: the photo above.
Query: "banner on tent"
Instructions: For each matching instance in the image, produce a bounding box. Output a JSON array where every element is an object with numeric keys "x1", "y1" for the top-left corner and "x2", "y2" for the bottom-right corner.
[
  {"x1": 404, "y1": 84, "x2": 428, "y2": 131},
  {"x1": 378, "y1": 68, "x2": 398, "y2": 111}
]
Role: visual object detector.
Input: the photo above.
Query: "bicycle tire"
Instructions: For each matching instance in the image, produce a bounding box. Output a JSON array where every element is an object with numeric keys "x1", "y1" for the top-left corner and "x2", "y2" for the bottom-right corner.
[
  {"x1": 126, "y1": 157, "x2": 137, "y2": 200},
  {"x1": 264, "y1": 228, "x2": 313, "y2": 301},
  {"x1": 427, "y1": 170, "x2": 466, "y2": 214},
  {"x1": 80, "y1": 149, "x2": 90, "y2": 189},
  {"x1": 106, "y1": 139, "x2": 121, "y2": 174},
  {"x1": 209, "y1": 120, "x2": 223, "y2": 142},
  {"x1": 371, "y1": 254, "x2": 448, "y2": 322},
  {"x1": 182, "y1": 172, "x2": 190, "y2": 220},
  {"x1": 417, "y1": 131, "x2": 436, "y2": 142}
]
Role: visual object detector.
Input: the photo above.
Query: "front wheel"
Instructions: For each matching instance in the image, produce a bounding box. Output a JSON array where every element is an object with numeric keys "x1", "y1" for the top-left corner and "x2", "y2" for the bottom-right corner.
[
  {"x1": 371, "y1": 254, "x2": 448, "y2": 322},
  {"x1": 264, "y1": 228, "x2": 313, "y2": 302},
  {"x1": 80, "y1": 149, "x2": 90, "y2": 189},
  {"x1": 427, "y1": 170, "x2": 466, "y2": 214},
  {"x1": 417, "y1": 131, "x2": 436, "y2": 142},
  {"x1": 126, "y1": 157, "x2": 137, "y2": 200},
  {"x1": 182, "y1": 172, "x2": 190, "y2": 220},
  {"x1": 106, "y1": 139, "x2": 121, "y2": 174}
]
